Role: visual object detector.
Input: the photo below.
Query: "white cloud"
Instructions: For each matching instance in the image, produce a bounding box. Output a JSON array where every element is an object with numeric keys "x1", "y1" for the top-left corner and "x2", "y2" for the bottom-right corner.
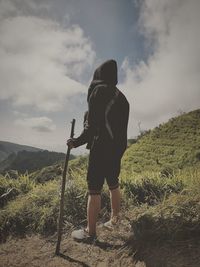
[
  {"x1": 0, "y1": 0, "x2": 52, "y2": 21},
  {"x1": 13, "y1": 110, "x2": 28, "y2": 118},
  {"x1": 121, "y1": 0, "x2": 200, "y2": 136},
  {"x1": 0, "y1": 11, "x2": 95, "y2": 112},
  {"x1": 15, "y1": 116, "x2": 56, "y2": 132},
  {"x1": 0, "y1": 0, "x2": 16, "y2": 19}
]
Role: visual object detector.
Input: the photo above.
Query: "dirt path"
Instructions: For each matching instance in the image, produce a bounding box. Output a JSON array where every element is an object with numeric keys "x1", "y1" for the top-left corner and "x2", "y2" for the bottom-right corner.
[
  {"x1": 0, "y1": 221, "x2": 138, "y2": 267},
  {"x1": 1, "y1": 221, "x2": 200, "y2": 267}
]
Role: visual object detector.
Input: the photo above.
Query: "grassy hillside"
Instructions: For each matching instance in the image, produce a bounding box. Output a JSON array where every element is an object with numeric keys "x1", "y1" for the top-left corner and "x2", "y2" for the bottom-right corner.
[
  {"x1": 0, "y1": 141, "x2": 42, "y2": 162},
  {"x1": 123, "y1": 109, "x2": 200, "y2": 173}
]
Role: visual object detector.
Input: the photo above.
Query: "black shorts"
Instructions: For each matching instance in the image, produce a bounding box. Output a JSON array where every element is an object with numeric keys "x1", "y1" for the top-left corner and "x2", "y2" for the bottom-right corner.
[{"x1": 87, "y1": 143, "x2": 121, "y2": 193}]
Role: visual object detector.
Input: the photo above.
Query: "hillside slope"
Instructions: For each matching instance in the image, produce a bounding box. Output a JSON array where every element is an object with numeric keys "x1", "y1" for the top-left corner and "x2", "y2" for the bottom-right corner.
[
  {"x1": 0, "y1": 141, "x2": 42, "y2": 162},
  {"x1": 0, "y1": 150, "x2": 70, "y2": 174},
  {"x1": 123, "y1": 109, "x2": 200, "y2": 172}
]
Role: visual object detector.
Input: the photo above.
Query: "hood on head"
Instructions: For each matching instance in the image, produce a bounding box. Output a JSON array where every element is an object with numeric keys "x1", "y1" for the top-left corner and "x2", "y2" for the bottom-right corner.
[
  {"x1": 87, "y1": 59, "x2": 118, "y2": 101},
  {"x1": 92, "y1": 59, "x2": 118, "y2": 86}
]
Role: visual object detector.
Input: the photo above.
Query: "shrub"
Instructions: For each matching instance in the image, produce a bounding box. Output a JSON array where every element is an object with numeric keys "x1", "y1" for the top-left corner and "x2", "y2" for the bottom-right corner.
[
  {"x1": 0, "y1": 174, "x2": 35, "y2": 208},
  {"x1": 121, "y1": 174, "x2": 184, "y2": 206},
  {"x1": 160, "y1": 166, "x2": 174, "y2": 178},
  {"x1": 0, "y1": 181, "x2": 58, "y2": 241},
  {"x1": 130, "y1": 193, "x2": 200, "y2": 242}
]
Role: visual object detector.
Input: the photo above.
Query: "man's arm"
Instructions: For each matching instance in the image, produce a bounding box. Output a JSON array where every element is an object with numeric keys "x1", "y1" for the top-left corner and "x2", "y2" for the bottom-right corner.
[
  {"x1": 67, "y1": 85, "x2": 108, "y2": 149},
  {"x1": 67, "y1": 111, "x2": 89, "y2": 148}
]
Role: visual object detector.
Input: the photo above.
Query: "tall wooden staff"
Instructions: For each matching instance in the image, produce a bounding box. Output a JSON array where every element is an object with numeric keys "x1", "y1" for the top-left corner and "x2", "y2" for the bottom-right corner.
[{"x1": 55, "y1": 119, "x2": 76, "y2": 255}]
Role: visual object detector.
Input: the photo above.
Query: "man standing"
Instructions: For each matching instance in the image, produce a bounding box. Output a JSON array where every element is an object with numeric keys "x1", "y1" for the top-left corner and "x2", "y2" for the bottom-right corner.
[{"x1": 67, "y1": 59, "x2": 129, "y2": 241}]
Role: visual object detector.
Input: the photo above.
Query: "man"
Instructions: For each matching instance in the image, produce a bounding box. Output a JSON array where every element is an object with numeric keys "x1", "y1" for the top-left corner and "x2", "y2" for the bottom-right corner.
[{"x1": 67, "y1": 59, "x2": 129, "y2": 241}]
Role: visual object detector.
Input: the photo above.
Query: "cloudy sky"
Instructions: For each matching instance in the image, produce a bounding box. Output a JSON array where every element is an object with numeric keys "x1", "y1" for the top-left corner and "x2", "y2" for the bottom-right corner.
[{"x1": 0, "y1": 0, "x2": 200, "y2": 154}]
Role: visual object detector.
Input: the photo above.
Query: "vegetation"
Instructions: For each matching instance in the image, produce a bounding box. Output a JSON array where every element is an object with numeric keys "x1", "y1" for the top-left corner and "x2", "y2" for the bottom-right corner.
[
  {"x1": 123, "y1": 109, "x2": 200, "y2": 172},
  {"x1": 0, "y1": 170, "x2": 88, "y2": 241},
  {"x1": 0, "y1": 150, "x2": 75, "y2": 174},
  {"x1": 0, "y1": 109, "x2": 199, "y2": 246},
  {"x1": 0, "y1": 141, "x2": 42, "y2": 162},
  {"x1": 0, "y1": 164, "x2": 199, "y2": 243},
  {"x1": 127, "y1": 167, "x2": 200, "y2": 242},
  {"x1": 0, "y1": 173, "x2": 36, "y2": 208}
]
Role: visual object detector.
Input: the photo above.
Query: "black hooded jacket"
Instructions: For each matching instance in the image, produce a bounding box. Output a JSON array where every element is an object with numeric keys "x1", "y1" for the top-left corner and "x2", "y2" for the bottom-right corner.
[{"x1": 73, "y1": 59, "x2": 129, "y2": 158}]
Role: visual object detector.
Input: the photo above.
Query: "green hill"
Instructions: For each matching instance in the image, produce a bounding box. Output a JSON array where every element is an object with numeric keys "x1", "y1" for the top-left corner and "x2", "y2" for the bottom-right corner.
[
  {"x1": 0, "y1": 141, "x2": 42, "y2": 162},
  {"x1": 0, "y1": 141, "x2": 76, "y2": 174},
  {"x1": 0, "y1": 150, "x2": 73, "y2": 174},
  {"x1": 123, "y1": 109, "x2": 200, "y2": 173}
]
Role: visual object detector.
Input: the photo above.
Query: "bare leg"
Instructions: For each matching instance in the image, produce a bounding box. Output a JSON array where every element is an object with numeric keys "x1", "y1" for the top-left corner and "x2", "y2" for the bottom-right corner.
[
  {"x1": 87, "y1": 194, "x2": 101, "y2": 235},
  {"x1": 110, "y1": 187, "x2": 120, "y2": 220}
]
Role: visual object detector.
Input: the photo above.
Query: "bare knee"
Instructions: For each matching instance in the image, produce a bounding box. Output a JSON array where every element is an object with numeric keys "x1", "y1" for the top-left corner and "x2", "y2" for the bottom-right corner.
[
  {"x1": 88, "y1": 189, "x2": 101, "y2": 196},
  {"x1": 108, "y1": 183, "x2": 119, "y2": 192}
]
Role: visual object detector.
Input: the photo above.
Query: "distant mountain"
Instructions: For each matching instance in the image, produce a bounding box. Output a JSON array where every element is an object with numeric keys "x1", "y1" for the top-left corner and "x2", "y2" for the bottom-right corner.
[
  {"x1": 122, "y1": 109, "x2": 200, "y2": 172},
  {"x1": 0, "y1": 141, "x2": 75, "y2": 174},
  {"x1": 0, "y1": 141, "x2": 42, "y2": 162},
  {"x1": 0, "y1": 150, "x2": 75, "y2": 174}
]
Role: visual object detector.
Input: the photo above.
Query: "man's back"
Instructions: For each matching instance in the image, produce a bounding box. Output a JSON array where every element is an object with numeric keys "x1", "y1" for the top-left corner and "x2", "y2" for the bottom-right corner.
[
  {"x1": 72, "y1": 59, "x2": 129, "y2": 158},
  {"x1": 88, "y1": 82, "x2": 129, "y2": 158}
]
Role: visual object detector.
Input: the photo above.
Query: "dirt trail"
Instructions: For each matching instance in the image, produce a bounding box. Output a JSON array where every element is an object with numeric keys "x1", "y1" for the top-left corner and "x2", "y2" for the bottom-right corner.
[
  {"x1": 0, "y1": 235, "x2": 135, "y2": 267},
  {"x1": 0, "y1": 220, "x2": 200, "y2": 267},
  {"x1": 0, "y1": 220, "x2": 138, "y2": 267}
]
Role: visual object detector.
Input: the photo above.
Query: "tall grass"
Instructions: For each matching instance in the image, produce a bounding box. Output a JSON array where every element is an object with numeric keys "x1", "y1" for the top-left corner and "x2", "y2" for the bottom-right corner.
[
  {"x1": 120, "y1": 169, "x2": 184, "y2": 206},
  {"x1": 127, "y1": 167, "x2": 200, "y2": 243},
  {"x1": 0, "y1": 164, "x2": 199, "y2": 242},
  {"x1": 0, "y1": 173, "x2": 36, "y2": 208}
]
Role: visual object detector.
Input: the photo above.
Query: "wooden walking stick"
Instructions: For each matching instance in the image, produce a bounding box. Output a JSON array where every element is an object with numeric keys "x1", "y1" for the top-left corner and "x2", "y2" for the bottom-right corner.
[{"x1": 55, "y1": 119, "x2": 76, "y2": 255}]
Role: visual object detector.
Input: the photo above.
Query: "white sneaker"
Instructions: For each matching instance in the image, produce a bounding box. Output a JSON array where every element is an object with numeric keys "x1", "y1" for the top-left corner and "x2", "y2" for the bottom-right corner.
[
  {"x1": 103, "y1": 216, "x2": 119, "y2": 230},
  {"x1": 71, "y1": 228, "x2": 96, "y2": 242}
]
